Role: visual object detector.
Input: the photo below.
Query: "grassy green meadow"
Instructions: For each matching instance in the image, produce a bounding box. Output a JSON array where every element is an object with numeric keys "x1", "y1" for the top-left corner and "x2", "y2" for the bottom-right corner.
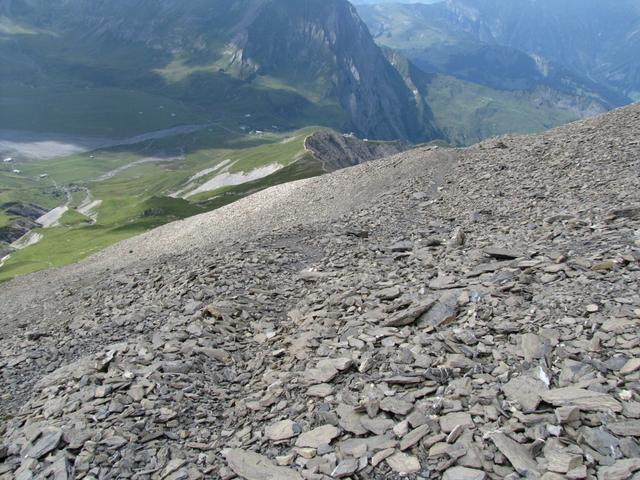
[{"x1": 0, "y1": 125, "x2": 323, "y2": 282}]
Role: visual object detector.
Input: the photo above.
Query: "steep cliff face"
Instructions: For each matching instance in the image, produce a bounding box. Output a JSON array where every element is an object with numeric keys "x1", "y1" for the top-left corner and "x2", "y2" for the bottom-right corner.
[
  {"x1": 239, "y1": 0, "x2": 438, "y2": 141},
  {"x1": 0, "y1": 0, "x2": 439, "y2": 141}
]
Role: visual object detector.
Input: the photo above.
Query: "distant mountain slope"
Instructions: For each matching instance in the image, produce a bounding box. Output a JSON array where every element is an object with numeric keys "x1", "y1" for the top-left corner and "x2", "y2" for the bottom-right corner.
[
  {"x1": 359, "y1": 0, "x2": 640, "y2": 101},
  {"x1": 0, "y1": 0, "x2": 439, "y2": 142},
  {"x1": 383, "y1": 48, "x2": 605, "y2": 145},
  {"x1": 441, "y1": 0, "x2": 640, "y2": 99}
]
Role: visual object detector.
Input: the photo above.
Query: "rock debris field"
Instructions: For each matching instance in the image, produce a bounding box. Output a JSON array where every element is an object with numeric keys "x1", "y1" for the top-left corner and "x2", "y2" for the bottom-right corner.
[{"x1": 0, "y1": 104, "x2": 639, "y2": 479}]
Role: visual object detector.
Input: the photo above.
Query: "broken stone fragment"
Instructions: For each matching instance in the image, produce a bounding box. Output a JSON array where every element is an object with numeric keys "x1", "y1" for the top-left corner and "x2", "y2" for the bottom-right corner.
[
  {"x1": 555, "y1": 406, "x2": 580, "y2": 424},
  {"x1": 609, "y1": 206, "x2": 640, "y2": 219},
  {"x1": 380, "y1": 396, "x2": 414, "y2": 416},
  {"x1": 419, "y1": 291, "x2": 459, "y2": 329},
  {"x1": 46, "y1": 455, "x2": 73, "y2": 480},
  {"x1": 305, "y1": 365, "x2": 339, "y2": 385},
  {"x1": 372, "y1": 448, "x2": 395, "y2": 467},
  {"x1": 295, "y1": 425, "x2": 339, "y2": 448},
  {"x1": 540, "y1": 387, "x2": 622, "y2": 412},
  {"x1": 502, "y1": 375, "x2": 547, "y2": 412},
  {"x1": 390, "y1": 241, "x2": 413, "y2": 252},
  {"x1": 265, "y1": 420, "x2": 301, "y2": 441},
  {"x1": 337, "y1": 404, "x2": 368, "y2": 435},
  {"x1": 447, "y1": 424, "x2": 463, "y2": 443},
  {"x1": 276, "y1": 453, "x2": 295, "y2": 466},
  {"x1": 606, "y1": 420, "x2": 640, "y2": 437},
  {"x1": 360, "y1": 415, "x2": 394, "y2": 435},
  {"x1": 620, "y1": 358, "x2": 640, "y2": 375},
  {"x1": 376, "y1": 286, "x2": 402, "y2": 300},
  {"x1": 520, "y1": 333, "x2": 549, "y2": 363},
  {"x1": 224, "y1": 448, "x2": 303, "y2": 480},
  {"x1": 490, "y1": 432, "x2": 540, "y2": 477},
  {"x1": 399, "y1": 424, "x2": 430, "y2": 450},
  {"x1": 582, "y1": 426, "x2": 620, "y2": 456},
  {"x1": 294, "y1": 447, "x2": 316, "y2": 459},
  {"x1": 449, "y1": 228, "x2": 466, "y2": 246},
  {"x1": 544, "y1": 440, "x2": 582, "y2": 474},
  {"x1": 25, "y1": 429, "x2": 63, "y2": 459},
  {"x1": 307, "y1": 383, "x2": 333, "y2": 398},
  {"x1": 381, "y1": 300, "x2": 435, "y2": 327},
  {"x1": 443, "y1": 466, "x2": 487, "y2": 480},
  {"x1": 386, "y1": 451, "x2": 421, "y2": 475},
  {"x1": 439, "y1": 411, "x2": 474, "y2": 433},
  {"x1": 566, "y1": 465, "x2": 588, "y2": 479},
  {"x1": 483, "y1": 247, "x2": 526, "y2": 260},
  {"x1": 597, "y1": 458, "x2": 640, "y2": 480},
  {"x1": 305, "y1": 358, "x2": 351, "y2": 384},
  {"x1": 331, "y1": 458, "x2": 359, "y2": 478}
]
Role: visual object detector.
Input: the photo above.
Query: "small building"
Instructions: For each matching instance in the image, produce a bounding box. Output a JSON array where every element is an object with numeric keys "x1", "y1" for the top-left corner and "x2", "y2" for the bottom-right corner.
[{"x1": 12, "y1": 169, "x2": 21, "y2": 174}]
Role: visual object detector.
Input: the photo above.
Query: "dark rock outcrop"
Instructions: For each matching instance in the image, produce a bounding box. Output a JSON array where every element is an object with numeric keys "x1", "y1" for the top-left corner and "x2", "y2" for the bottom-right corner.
[
  {"x1": 3, "y1": 202, "x2": 47, "y2": 221},
  {"x1": 0, "y1": 218, "x2": 39, "y2": 244},
  {"x1": 305, "y1": 130, "x2": 408, "y2": 171}
]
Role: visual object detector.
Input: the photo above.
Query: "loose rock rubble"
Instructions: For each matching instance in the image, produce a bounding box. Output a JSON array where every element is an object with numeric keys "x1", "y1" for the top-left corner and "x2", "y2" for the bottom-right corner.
[{"x1": 0, "y1": 104, "x2": 639, "y2": 479}]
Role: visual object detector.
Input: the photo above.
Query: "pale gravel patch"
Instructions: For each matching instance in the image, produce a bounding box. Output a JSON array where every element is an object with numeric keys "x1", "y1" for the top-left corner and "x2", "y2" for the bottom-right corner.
[
  {"x1": 36, "y1": 206, "x2": 69, "y2": 228},
  {"x1": 77, "y1": 200, "x2": 102, "y2": 222},
  {"x1": 168, "y1": 158, "x2": 234, "y2": 198},
  {"x1": 94, "y1": 154, "x2": 184, "y2": 182},
  {"x1": 10, "y1": 231, "x2": 42, "y2": 249},
  {"x1": 0, "y1": 254, "x2": 11, "y2": 268},
  {"x1": 279, "y1": 135, "x2": 300, "y2": 144},
  {"x1": 184, "y1": 163, "x2": 285, "y2": 198}
]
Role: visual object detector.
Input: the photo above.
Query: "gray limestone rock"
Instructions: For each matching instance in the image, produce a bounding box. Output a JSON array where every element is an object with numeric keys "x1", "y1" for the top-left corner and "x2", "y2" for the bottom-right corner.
[{"x1": 224, "y1": 449, "x2": 303, "y2": 480}]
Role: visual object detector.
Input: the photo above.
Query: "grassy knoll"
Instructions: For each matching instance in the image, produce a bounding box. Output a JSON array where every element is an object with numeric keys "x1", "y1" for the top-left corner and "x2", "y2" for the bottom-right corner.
[
  {"x1": 58, "y1": 209, "x2": 90, "y2": 227},
  {"x1": 0, "y1": 171, "x2": 62, "y2": 209},
  {"x1": 0, "y1": 210, "x2": 11, "y2": 228}
]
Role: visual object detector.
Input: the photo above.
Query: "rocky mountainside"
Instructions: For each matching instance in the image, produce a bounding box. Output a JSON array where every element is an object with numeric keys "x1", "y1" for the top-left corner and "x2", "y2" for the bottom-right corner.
[{"x1": 0, "y1": 104, "x2": 638, "y2": 479}]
